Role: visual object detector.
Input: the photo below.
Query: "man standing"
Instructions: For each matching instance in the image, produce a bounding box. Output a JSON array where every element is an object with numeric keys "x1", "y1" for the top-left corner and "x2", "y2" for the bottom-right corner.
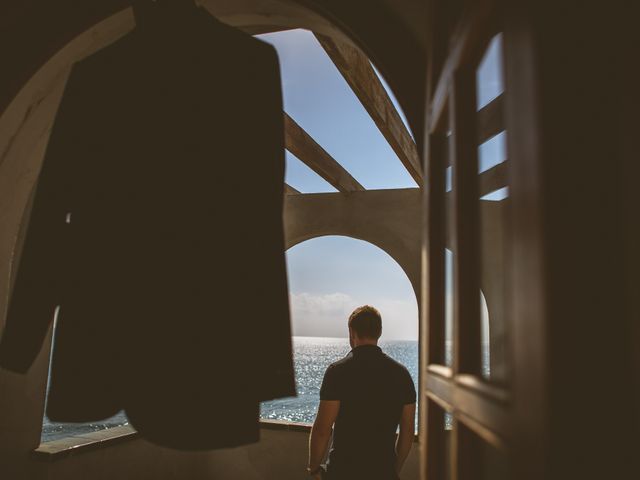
[{"x1": 307, "y1": 306, "x2": 417, "y2": 480}]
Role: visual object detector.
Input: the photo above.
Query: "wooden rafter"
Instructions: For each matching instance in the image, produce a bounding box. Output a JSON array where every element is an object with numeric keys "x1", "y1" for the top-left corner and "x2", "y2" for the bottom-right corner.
[
  {"x1": 284, "y1": 113, "x2": 365, "y2": 193},
  {"x1": 314, "y1": 33, "x2": 422, "y2": 185},
  {"x1": 477, "y1": 93, "x2": 504, "y2": 144},
  {"x1": 441, "y1": 161, "x2": 508, "y2": 198},
  {"x1": 478, "y1": 161, "x2": 508, "y2": 197}
]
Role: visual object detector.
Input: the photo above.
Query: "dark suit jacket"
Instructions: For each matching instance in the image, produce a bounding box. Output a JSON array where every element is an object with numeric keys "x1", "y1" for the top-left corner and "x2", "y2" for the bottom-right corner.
[{"x1": 0, "y1": 5, "x2": 295, "y2": 450}]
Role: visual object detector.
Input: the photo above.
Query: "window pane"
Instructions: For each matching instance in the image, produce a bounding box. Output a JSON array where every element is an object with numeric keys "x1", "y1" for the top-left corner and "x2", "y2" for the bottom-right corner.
[
  {"x1": 444, "y1": 130, "x2": 454, "y2": 367},
  {"x1": 476, "y1": 34, "x2": 504, "y2": 110},
  {"x1": 476, "y1": 34, "x2": 510, "y2": 383},
  {"x1": 42, "y1": 307, "x2": 129, "y2": 442},
  {"x1": 445, "y1": 247, "x2": 454, "y2": 367}
]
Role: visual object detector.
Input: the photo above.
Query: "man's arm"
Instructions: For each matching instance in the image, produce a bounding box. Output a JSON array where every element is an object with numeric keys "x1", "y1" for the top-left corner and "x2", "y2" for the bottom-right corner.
[
  {"x1": 395, "y1": 402, "x2": 416, "y2": 474},
  {"x1": 308, "y1": 400, "x2": 340, "y2": 475}
]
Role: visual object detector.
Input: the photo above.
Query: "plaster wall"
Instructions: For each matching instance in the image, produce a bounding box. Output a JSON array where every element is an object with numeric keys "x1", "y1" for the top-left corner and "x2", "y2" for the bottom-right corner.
[{"x1": 31, "y1": 426, "x2": 420, "y2": 480}]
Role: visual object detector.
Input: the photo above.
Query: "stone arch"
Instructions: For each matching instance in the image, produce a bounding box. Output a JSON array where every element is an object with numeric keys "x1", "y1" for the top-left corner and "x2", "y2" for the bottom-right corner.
[
  {"x1": 284, "y1": 189, "x2": 422, "y2": 303},
  {"x1": 288, "y1": 233, "x2": 417, "y2": 304}
]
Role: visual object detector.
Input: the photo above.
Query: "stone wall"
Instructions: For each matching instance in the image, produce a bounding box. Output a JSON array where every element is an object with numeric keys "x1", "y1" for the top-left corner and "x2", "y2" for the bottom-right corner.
[{"x1": 31, "y1": 423, "x2": 420, "y2": 480}]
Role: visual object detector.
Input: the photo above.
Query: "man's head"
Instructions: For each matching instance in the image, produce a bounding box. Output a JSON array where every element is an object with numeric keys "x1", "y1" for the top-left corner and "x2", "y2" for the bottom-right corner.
[{"x1": 348, "y1": 305, "x2": 382, "y2": 347}]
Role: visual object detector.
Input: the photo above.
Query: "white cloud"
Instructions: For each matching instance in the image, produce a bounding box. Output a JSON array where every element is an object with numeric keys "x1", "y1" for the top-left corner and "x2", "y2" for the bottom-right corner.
[
  {"x1": 291, "y1": 292, "x2": 354, "y2": 316},
  {"x1": 289, "y1": 292, "x2": 418, "y2": 340}
]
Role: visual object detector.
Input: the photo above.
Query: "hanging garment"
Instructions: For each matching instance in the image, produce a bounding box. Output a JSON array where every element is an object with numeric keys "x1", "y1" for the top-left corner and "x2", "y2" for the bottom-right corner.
[{"x1": 0, "y1": 3, "x2": 295, "y2": 450}]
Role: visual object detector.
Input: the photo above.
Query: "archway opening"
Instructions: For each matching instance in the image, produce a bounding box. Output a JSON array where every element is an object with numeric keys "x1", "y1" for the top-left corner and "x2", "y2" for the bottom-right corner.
[
  {"x1": 260, "y1": 235, "x2": 419, "y2": 427},
  {"x1": 26, "y1": 19, "x2": 420, "y2": 443}
]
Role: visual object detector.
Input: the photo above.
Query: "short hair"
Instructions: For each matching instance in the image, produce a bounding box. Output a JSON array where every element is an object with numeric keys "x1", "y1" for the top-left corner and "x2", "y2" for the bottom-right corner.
[{"x1": 348, "y1": 305, "x2": 382, "y2": 339}]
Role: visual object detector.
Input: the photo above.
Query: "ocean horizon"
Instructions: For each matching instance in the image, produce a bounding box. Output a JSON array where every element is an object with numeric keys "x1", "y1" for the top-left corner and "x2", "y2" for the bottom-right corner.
[{"x1": 261, "y1": 336, "x2": 418, "y2": 425}]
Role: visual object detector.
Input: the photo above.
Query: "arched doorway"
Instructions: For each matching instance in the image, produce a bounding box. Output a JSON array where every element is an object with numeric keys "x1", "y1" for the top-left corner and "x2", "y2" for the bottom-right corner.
[
  {"x1": 261, "y1": 235, "x2": 419, "y2": 428},
  {"x1": 27, "y1": 22, "x2": 423, "y2": 442}
]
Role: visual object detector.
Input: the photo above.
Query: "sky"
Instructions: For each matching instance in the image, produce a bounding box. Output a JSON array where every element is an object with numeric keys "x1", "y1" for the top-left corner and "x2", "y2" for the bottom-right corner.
[
  {"x1": 254, "y1": 30, "x2": 505, "y2": 342},
  {"x1": 286, "y1": 236, "x2": 419, "y2": 341},
  {"x1": 258, "y1": 29, "x2": 416, "y2": 192}
]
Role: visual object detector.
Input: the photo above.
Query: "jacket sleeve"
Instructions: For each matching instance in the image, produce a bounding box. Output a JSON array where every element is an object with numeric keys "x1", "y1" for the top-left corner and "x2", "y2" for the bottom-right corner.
[
  {"x1": 249, "y1": 44, "x2": 296, "y2": 401},
  {"x1": 0, "y1": 64, "x2": 87, "y2": 373}
]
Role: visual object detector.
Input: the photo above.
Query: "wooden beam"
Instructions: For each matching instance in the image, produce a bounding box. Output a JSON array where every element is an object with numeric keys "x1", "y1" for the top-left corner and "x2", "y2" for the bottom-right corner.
[
  {"x1": 443, "y1": 161, "x2": 508, "y2": 205},
  {"x1": 284, "y1": 183, "x2": 300, "y2": 195},
  {"x1": 478, "y1": 161, "x2": 508, "y2": 197},
  {"x1": 314, "y1": 34, "x2": 423, "y2": 185},
  {"x1": 477, "y1": 93, "x2": 504, "y2": 144},
  {"x1": 284, "y1": 113, "x2": 365, "y2": 193}
]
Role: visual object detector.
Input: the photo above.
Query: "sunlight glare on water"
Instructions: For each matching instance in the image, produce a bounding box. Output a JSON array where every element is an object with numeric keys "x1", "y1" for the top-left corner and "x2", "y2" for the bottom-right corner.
[{"x1": 260, "y1": 336, "x2": 419, "y2": 426}]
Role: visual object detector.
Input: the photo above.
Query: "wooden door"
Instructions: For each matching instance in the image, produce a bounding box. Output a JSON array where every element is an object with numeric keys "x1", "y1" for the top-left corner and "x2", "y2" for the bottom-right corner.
[
  {"x1": 420, "y1": 1, "x2": 526, "y2": 479},
  {"x1": 419, "y1": 1, "x2": 638, "y2": 480}
]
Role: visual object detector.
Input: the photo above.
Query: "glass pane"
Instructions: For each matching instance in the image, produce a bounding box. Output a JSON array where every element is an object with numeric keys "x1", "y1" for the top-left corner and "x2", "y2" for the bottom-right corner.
[
  {"x1": 476, "y1": 34, "x2": 504, "y2": 110},
  {"x1": 445, "y1": 247, "x2": 454, "y2": 368},
  {"x1": 444, "y1": 129, "x2": 454, "y2": 367},
  {"x1": 476, "y1": 34, "x2": 510, "y2": 383},
  {"x1": 42, "y1": 307, "x2": 129, "y2": 442}
]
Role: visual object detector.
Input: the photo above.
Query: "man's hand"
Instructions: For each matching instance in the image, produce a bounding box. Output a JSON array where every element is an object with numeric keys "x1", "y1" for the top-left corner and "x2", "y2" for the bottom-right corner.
[
  {"x1": 308, "y1": 400, "x2": 340, "y2": 477},
  {"x1": 307, "y1": 465, "x2": 324, "y2": 479},
  {"x1": 395, "y1": 402, "x2": 416, "y2": 474}
]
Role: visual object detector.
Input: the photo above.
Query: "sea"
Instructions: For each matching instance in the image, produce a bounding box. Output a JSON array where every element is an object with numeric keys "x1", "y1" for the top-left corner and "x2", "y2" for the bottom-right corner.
[{"x1": 41, "y1": 337, "x2": 418, "y2": 442}]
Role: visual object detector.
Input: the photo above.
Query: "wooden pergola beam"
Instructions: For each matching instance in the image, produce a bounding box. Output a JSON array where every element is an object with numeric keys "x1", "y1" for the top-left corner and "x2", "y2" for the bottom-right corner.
[
  {"x1": 314, "y1": 33, "x2": 422, "y2": 185},
  {"x1": 477, "y1": 93, "x2": 504, "y2": 144},
  {"x1": 478, "y1": 161, "x2": 508, "y2": 198},
  {"x1": 284, "y1": 113, "x2": 365, "y2": 193},
  {"x1": 442, "y1": 161, "x2": 508, "y2": 198}
]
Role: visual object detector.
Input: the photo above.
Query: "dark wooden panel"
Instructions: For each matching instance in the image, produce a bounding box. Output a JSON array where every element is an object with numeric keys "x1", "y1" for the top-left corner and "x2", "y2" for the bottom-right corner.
[
  {"x1": 428, "y1": 364, "x2": 454, "y2": 379},
  {"x1": 451, "y1": 382, "x2": 511, "y2": 442},
  {"x1": 426, "y1": 398, "x2": 450, "y2": 480},
  {"x1": 425, "y1": 371, "x2": 511, "y2": 442},
  {"x1": 427, "y1": 133, "x2": 448, "y2": 364},
  {"x1": 455, "y1": 374, "x2": 510, "y2": 404},
  {"x1": 426, "y1": 371, "x2": 455, "y2": 409},
  {"x1": 450, "y1": 69, "x2": 481, "y2": 376}
]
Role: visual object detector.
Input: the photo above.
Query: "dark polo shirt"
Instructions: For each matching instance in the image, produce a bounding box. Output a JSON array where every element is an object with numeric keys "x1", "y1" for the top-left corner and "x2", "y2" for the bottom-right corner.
[{"x1": 320, "y1": 344, "x2": 416, "y2": 479}]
